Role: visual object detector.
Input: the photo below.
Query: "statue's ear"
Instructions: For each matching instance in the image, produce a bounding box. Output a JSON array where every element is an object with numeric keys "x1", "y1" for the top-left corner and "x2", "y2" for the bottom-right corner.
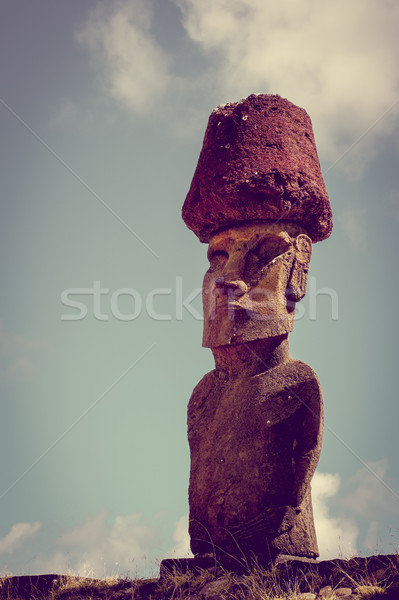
[{"x1": 286, "y1": 234, "x2": 312, "y2": 303}]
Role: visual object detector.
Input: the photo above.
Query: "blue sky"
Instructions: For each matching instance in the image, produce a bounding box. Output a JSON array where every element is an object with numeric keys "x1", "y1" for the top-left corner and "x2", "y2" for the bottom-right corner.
[{"x1": 1, "y1": 0, "x2": 399, "y2": 577}]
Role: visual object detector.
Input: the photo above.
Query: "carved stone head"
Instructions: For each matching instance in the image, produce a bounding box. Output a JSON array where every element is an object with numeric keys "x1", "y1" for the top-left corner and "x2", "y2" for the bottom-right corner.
[
  {"x1": 182, "y1": 93, "x2": 332, "y2": 348},
  {"x1": 202, "y1": 220, "x2": 312, "y2": 347}
]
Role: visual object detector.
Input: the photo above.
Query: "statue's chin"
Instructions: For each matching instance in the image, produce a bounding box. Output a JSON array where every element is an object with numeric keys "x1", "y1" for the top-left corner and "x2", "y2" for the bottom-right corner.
[{"x1": 202, "y1": 311, "x2": 295, "y2": 348}]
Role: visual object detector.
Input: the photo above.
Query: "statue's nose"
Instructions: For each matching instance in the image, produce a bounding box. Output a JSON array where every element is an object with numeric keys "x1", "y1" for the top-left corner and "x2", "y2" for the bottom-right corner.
[{"x1": 214, "y1": 277, "x2": 248, "y2": 297}]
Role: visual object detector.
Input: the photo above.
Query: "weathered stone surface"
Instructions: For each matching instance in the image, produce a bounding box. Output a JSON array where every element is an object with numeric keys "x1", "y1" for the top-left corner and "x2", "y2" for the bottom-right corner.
[
  {"x1": 188, "y1": 342, "x2": 323, "y2": 562},
  {"x1": 201, "y1": 222, "x2": 312, "y2": 348},
  {"x1": 187, "y1": 220, "x2": 322, "y2": 563},
  {"x1": 183, "y1": 96, "x2": 330, "y2": 567},
  {"x1": 318, "y1": 585, "x2": 334, "y2": 598},
  {"x1": 276, "y1": 554, "x2": 399, "y2": 593},
  {"x1": 182, "y1": 94, "x2": 332, "y2": 243}
]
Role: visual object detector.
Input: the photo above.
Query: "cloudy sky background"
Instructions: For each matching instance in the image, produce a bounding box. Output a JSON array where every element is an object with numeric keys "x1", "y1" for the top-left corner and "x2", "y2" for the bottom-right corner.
[{"x1": 1, "y1": 0, "x2": 399, "y2": 577}]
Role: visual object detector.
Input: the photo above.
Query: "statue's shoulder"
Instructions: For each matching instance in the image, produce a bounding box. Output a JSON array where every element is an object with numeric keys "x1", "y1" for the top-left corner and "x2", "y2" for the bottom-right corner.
[
  {"x1": 255, "y1": 359, "x2": 322, "y2": 403},
  {"x1": 187, "y1": 370, "x2": 218, "y2": 430},
  {"x1": 188, "y1": 370, "x2": 217, "y2": 410},
  {"x1": 279, "y1": 359, "x2": 321, "y2": 386},
  {"x1": 191, "y1": 369, "x2": 216, "y2": 394},
  {"x1": 282, "y1": 359, "x2": 323, "y2": 405}
]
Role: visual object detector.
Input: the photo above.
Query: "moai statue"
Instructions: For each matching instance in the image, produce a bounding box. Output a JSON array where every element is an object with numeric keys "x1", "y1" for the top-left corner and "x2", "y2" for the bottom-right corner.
[{"x1": 182, "y1": 94, "x2": 332, "y2": 567}]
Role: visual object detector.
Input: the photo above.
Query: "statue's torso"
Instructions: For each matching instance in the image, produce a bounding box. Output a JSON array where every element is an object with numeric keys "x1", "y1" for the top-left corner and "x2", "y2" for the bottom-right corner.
[{"x1": 188, "y1": 358, "x2": 323, "y2": 558}]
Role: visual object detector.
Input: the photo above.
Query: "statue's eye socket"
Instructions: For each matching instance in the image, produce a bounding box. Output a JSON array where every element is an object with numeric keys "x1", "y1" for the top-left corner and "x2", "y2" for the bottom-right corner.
[
  {"x1": 244, "y1": 236, "x2": 291, "y2": 281},
  {"x1": 207, "y1": 250, "x2": 228, "y2": 271},
  {"x1": 253, "y1": 236, "x2": 291, "y2": 263},
  {"x1": 208, "y1": 249, "x2": 228, "y2": 261}
]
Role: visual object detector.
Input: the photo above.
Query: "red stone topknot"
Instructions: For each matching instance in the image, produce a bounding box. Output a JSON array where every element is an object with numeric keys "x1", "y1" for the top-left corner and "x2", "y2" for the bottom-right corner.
[{"x1": 182, "y1": 94, "x2": 332, "y2": 243}]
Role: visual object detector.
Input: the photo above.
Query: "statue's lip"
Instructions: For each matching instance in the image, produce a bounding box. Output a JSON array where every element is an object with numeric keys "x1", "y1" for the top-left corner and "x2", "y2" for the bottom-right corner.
[
  {"x1": 212, "y1": 287, "x2": 247, "y2": 299},
  {"x1": 213, "y1": 296, "x2": 244, "y2": 311}
]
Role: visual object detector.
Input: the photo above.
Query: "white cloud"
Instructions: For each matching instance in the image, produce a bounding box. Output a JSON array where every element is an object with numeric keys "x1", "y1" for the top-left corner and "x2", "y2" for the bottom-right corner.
[
  {"x1": 340, "y1": 458, "x2": 399, "y2": 520},
  {"x1": 28, "y1": 511, "x2": 160, "y2": 578},
  {"x1": 168, "y1": 514, "x2": 192, "y2": 559},
  {"x1": 77, "y1": 0, "x2": 172, "y2": 114},
  {"x1": 77, "y1": 0, "x2": 399, "y2": 168},
  {"x1": 1, "y1": 512, "x2": 191, "y2": 578},
  {"x1": 176, "y1": 0, "x2": 399, "y2": 166},
  {"x1": 58, "y1": 511, "x2": 108, "y2": 548},
  {"x1": 0, "y1": 322, "x2": 45, "y2": 382},
  {"x1": 0, "y1": 522, "x2": 41, "y2": 555},
  {"x1": 312, "y1": 471, "x2": 358, "y2": 559},
  {"x1": 313, "y1": 461, "x2": 399, "y2": 558}
]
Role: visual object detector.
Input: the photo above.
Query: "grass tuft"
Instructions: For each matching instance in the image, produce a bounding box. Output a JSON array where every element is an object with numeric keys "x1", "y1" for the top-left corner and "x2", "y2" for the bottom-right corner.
[{"x1": 354, "y1": 585, "x2": 387, "y2": 599}]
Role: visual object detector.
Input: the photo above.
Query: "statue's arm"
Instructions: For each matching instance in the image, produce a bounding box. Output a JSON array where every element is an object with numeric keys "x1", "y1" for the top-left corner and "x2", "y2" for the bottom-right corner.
[{"x1": 291, "y1": 374, "x2": 324, "y2": 509}]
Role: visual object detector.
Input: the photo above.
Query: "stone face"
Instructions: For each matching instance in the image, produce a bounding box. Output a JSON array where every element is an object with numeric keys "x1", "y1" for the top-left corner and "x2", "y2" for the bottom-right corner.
[
  {"x1": 182, "y1": 94, "x2": 332, "y2": 243},
  {"x1": 202, "y1": 222, "x2": 311, "y2": 348}
]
